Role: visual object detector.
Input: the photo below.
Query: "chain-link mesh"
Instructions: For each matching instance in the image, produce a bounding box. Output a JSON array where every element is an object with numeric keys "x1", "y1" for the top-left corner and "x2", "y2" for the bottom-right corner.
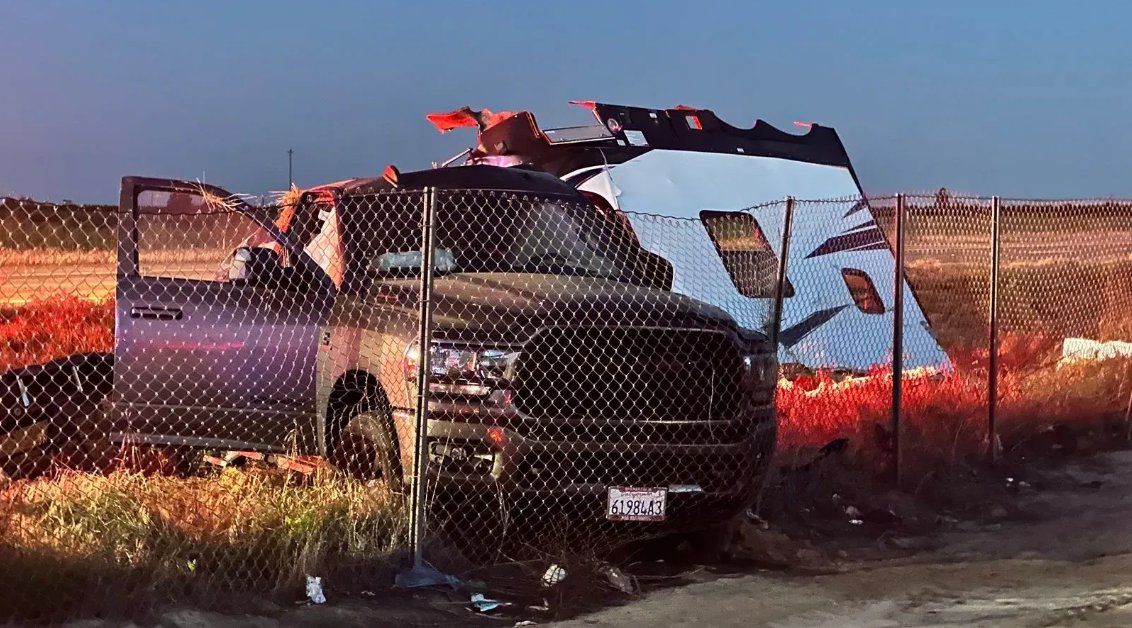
[
  {"x1": 996, "y1": 198, "x2": 1132, "y2": 442},
  {"x1": 2, "y1": 184, "x2": 1132, "y2": 622},
  {"x1": 772, "y1": 197, "x2": 901, "y2": 473},
  {"x1": 0, "y1": 187, "x2": 418, "y2": 621},
  {"x1": 896, "y1": 195, "x2": 995, "y2": 467},
  {"x1": 383, "y1": 189, "x2": 780, "y2": 562}
]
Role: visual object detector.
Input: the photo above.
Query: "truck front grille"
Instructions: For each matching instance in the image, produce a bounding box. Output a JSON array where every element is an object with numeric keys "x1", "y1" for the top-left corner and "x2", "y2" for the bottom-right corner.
[{"x1": 512, "y1": 327, "x2": 744, "y2": 427}]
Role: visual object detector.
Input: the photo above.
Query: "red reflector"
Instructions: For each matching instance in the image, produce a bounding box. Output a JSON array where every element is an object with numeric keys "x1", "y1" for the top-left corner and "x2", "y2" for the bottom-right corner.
[{"x1": 486, "y1": 427, "x2": 506, "y2": 448}]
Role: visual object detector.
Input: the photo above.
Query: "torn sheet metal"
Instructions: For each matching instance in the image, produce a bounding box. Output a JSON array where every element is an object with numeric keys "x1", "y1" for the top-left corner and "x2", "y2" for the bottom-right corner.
[{"x1": 426, "y1": 102, "x2": 951, "y2": 372}]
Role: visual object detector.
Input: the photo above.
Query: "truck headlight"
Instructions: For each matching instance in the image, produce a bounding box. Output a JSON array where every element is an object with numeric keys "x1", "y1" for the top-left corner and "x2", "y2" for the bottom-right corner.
[{"x1": 403, "y1": 342, "x2": 521, "y2": 397}]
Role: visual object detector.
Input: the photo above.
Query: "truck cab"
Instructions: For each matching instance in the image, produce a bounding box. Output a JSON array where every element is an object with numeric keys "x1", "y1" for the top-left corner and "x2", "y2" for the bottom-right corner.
[{"x1": 108, "y1": 163, "x2": 778, "y2": 530}]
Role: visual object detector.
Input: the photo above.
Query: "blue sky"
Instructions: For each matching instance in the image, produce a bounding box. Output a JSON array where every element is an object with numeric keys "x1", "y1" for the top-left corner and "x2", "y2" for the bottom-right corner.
[{"x1": 2, "y1": 1, "x2": 1129, "y2": 203}]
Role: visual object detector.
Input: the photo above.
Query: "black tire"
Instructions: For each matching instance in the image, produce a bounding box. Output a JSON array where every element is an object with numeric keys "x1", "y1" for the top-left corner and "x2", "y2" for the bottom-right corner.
[
  {"x1": 676, "y1": 517, "x2": 741, "y2": 564},
  {"x1": 329, "y1": 408, "x2": 403, "y2": 490},
  {"x1": 57, "y1": 397, "x2": 117, "y2": 473}
]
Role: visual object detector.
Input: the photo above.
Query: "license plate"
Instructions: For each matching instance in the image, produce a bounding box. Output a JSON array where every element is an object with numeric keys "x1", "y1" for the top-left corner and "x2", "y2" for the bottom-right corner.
[{"x1": 606, "y1": 487, "x2": 667, "y2": 522}]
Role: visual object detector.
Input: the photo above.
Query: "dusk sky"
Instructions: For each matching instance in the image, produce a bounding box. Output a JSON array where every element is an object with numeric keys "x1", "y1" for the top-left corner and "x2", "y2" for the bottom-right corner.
[{"x1": 3, "y1": 1, "x2": 1130, "y2": 203}]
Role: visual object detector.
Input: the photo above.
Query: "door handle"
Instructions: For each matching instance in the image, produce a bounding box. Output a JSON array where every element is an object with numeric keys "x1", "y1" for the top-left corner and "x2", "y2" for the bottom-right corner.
[{"x1": 130, "y1": 306, "x2": 183, "y2": 321}]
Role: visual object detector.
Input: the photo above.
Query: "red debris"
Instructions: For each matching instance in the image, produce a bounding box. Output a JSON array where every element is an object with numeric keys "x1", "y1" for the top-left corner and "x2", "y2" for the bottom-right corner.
[{"x1": 426, "y1": 107, "x2": 519, "y2": 133}]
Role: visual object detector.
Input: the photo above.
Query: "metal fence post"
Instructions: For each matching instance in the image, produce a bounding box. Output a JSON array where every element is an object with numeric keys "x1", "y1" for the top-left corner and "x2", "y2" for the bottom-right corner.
[
  {"x1": 987, "y1": 195, "x2": 1002, "y2": 464},
  {"x1": 770, "y1": 197, "x2": 796, "y2": 347},
  {"x1": 891, "y1": 194, "x2": 906, "y2": 486},
  {"x1": 409, "y1": 187, "x2": 438, "y2": 567}
]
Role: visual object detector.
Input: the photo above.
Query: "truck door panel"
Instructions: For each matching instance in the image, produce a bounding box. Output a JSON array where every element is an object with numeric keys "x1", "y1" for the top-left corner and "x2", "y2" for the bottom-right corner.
[{"x1": 113, "y1": 178, "x2": 335, "y2": 453}]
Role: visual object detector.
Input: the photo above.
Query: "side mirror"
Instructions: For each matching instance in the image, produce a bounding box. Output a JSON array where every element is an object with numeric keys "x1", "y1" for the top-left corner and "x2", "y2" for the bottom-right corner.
[{"x1": 230, "y1": 245, "x2": 284, "y2": 286}]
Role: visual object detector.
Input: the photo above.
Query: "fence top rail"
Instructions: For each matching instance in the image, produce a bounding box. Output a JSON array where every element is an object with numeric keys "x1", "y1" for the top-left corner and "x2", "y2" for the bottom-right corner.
[{"x1": 8, "y1": 189, "x2": 1132, "y2": 224}]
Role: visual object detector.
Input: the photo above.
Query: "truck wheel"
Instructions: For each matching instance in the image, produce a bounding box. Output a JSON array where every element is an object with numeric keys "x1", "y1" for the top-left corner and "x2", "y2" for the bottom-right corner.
[
  {"x1": 330, "y1": 409, "x2": 402, "y2": 491},
  {"x1": 676, "y1": 517, "x2": 740, "y2": 564},
  {"x1": 57, "y1": 397, "x2": 118, "y2": 473}
]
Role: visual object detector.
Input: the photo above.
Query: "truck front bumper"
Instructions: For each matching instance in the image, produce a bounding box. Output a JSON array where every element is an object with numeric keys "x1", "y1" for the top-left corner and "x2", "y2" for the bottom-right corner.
[{"x1": 392, "y1": 403, "x2": 776, "y2": 506}]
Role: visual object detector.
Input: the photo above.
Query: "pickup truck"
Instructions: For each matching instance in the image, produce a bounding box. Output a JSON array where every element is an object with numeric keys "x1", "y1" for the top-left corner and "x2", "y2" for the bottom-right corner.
[{"x1": 5, "y1": 163, "x2": 779, "y2": 543}]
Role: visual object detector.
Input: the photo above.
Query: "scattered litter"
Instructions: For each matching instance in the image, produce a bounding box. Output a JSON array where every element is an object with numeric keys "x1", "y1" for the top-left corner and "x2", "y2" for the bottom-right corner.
[
  {"x1": 361, "y1": 590, "x2": 375, "y2": 598},
  {"x1": 601, "y1": 565, "x2": 635, "y2": 594},
  {"x1": 541, "y1": 564, "x2": 567, "y2": 588},
  {"x1": 514, "y1": 622, "x2": 537, "y2": 627},
  {"x1": 305, "y1": 576, "x2": 327, "y2": 605},
  {"x1": 528, "y1": 602, "x2": 550, "y2": 612},
  {"x1": 849, "y1": 519, "x2": 863, "y2": 525},
  {"x1": 395, "y1": 561, "x2": 462, "y2": 589},
  {"x1": 744, "y1": 508, "x2": 770, "y2": 529},
  {"x1": 470, "y1": 593, "x2": 508, "y2": 613}
]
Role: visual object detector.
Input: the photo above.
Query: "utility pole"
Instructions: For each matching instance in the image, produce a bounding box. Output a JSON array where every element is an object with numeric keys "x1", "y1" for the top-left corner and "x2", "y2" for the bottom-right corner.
[{"x1": 288, "y1": 148, "x2": 294, "y2": 187}]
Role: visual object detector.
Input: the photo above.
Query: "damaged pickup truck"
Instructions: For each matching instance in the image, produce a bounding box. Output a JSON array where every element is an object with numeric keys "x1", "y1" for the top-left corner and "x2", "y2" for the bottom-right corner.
[{"x1": 3, "y1": 162, "x2": 778, "y2": 541}]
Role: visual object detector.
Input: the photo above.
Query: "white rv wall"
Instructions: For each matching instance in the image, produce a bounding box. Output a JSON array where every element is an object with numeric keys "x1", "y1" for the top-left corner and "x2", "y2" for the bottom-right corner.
[{"x1": 577, "y1": 150, "x2": 951, "y2": 371}]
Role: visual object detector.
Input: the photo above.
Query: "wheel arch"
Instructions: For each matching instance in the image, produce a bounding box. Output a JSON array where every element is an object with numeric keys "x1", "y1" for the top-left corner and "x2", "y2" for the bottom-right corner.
[{"x1": 324, "y1": 369, "x2": 391, "y2": 451}]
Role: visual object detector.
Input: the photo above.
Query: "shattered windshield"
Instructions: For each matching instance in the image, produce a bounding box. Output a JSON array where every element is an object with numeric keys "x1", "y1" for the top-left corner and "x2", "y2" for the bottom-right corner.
[{"x1": 343, "y1": 194, "x2": 645, "y2": 285}]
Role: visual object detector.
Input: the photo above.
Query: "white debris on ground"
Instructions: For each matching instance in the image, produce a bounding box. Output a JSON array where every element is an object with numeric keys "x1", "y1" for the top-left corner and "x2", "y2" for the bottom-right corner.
[
  {"x1": 1060, "y1": 337, "x2": 1132, "y2": 366},
  {"x1": 304, "y1": 576, "x2": 326, "y2": 605},
  {"x1": 541, "y1": 564, "x2": 567, "y2": 588}
]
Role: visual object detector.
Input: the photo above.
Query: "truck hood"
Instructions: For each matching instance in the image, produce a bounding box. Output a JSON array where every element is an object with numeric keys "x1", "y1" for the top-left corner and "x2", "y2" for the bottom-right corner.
[{"x1": 370, "y1": 272, "x2": 751, "y2": 344}]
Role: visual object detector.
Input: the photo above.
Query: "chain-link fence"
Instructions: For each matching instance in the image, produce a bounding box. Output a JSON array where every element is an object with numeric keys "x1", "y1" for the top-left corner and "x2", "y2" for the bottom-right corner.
[{"x1": 2, "y1": 185, "x2": 1131, "y2": 621}]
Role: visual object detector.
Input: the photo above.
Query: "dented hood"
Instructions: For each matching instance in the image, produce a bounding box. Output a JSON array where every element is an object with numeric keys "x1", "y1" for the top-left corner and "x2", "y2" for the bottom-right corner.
[{"x1": 372, "y1": 272, "x2": 744, "y2": 343}]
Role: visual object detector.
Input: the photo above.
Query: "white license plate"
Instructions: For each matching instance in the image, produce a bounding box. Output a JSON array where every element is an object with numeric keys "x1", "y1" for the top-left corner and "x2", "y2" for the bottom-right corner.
[{"x1": 606, "y1": 486, "x2": 667, "y2": 522}]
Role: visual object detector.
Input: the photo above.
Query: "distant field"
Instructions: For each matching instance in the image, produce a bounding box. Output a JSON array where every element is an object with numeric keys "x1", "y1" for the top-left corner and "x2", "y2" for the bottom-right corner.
[{"x1": 3, "y1": 196, "x2": 1131, "y2": 349}]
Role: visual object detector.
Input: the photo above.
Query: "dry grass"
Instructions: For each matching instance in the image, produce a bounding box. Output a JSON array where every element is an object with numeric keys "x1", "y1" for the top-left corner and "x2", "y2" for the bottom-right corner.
[
  {"x1": 0, "y1": 465, "x2": 409, "y2": 621},
  {"x1": 775, "y1": 358, "x2": 1132, "y2": 473}
]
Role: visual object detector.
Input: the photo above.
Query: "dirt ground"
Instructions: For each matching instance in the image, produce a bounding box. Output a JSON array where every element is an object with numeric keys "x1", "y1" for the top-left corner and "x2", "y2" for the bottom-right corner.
[
  {"x1": 558, "y1": 449, "x2": 1132, "y2": 628},
  {"x1": 52, "y1": 449, "x2": 1132, "y2": 628}
]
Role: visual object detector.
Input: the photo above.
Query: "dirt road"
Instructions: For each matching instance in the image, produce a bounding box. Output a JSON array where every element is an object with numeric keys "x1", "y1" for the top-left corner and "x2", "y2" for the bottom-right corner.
[{"x1": 557, "y1": 450, "x2": 1132, "y2": 628}]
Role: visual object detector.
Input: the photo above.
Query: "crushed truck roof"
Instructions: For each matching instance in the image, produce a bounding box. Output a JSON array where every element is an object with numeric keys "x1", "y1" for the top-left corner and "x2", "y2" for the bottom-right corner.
[{"x1": 305, "y1": 164, "x2": 581, "y2": 198}]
